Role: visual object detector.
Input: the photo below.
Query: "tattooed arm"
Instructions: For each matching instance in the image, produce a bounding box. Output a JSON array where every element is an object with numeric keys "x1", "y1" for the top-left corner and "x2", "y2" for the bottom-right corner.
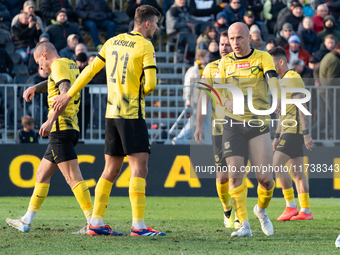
[
  {"x1": 23, "y1": 80, "x2": 48, "y2": 102},
  {"x1": 293, "y1": 93, "x2": 314, "y2": 151}
]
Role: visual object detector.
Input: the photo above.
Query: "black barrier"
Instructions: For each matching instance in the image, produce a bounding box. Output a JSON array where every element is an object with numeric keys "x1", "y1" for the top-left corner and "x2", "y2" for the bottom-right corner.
[{"x1": 0, "y1": 144, "x2": 340, "y2": 197}]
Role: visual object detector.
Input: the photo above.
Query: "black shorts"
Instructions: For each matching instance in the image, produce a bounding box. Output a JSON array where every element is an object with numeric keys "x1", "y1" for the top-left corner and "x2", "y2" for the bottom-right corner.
[
  {"x1": 105, "y1": 118, "x2": 150, "y2": 156},
  {"x1": 43, "y1": 130, "x2": 79, "y2": 164},
  {"x1": 276, "y1": 133, "x2": 304, "y2": 159},
  {"x1": 212, "y1": 135, "x2": 227, "y2": 166},
  {"x1": 222, "y1": 117, "x2": 270, "y2": 158}
]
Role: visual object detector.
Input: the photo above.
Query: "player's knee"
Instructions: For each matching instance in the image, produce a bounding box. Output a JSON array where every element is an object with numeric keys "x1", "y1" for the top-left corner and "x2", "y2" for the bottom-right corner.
[
  {"x1": 217, "y1": 177, "x2": 229, "y2": 184},
  {"x1": 258, "y1": 178, "x2": 272, "y2": 189}
]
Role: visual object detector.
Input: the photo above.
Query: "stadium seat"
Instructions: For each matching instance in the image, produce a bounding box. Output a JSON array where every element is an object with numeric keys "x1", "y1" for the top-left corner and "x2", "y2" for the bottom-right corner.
[
  {"x1": 184, "y1": 43, "x2": 196, "y2": 65},
  {"x1": 175, "y1": 33, "x2": 198, "y2": 54},
  {"x1": 10, "y1": 53, "x2": 22, "y2": 65},
  {"x1": 112, "y1": 12, "x2": 130, "y2": 34},
  {"x1": 4, "y1": 42, "x2": 14, "y2": 54},
  {"x1": 11, "y1": 64, "x2": 29, "y2": 76}
]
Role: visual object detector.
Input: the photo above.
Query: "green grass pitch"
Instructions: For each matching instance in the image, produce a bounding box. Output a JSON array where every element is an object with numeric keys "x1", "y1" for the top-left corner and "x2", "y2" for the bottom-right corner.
[{"x1": 1, "y1": 197, "x2": 340, "y2": 254}]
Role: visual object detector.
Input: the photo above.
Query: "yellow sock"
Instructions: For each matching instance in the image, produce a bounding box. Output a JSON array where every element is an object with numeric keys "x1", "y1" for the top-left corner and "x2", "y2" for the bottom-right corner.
[
  {"x1": 229, "y1": 181, "x2": 248, "y2": 223},
  {"x1": 28, "y1": 183, "x2": 50, "y2": 212},
  {"x1": 129, "y1": 177, "x2": 146, "y2": 223},
  {"x1": 282, "y1": 187, "x2": 295, "y2": 205},
  {"x1": 72, "y1": 181, "x2": 93, "y2": 219},
  {"x1": 257, "y1": 180, "x2": 275, "y2": 209},
  {"x1": 298, "y1": 193, "x2": 310, "y2": 209},
  {"x1": 216, "y1": 180, "x2": 231, "y2": 211},
  {"x1": 92, "y1": 178, "x2": 113, "y2": 220}
]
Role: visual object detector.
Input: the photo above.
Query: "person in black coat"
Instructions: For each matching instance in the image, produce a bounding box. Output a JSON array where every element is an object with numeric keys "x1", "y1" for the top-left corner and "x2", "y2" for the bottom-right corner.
[
  {"x1": 297, "y1": 17, "x2": 318, "y2": 55},
  {"x1": 3, "y1": 0, "x2": 25, "y2": 18},
  {"x1": 315, "y1": 34, "x2": 336, "y2": 61},
  {"x1": 277, "y1": 2, "x2": 304, "y2": 33},
  {"x1": 0, "y1": 44, "x2": 13, "y2": 83},
  {"x1": 224, "y1": 0, "x2": 246, "y2": 25},
  {"x1": 75, "y1": 0, "x2": 116, "y2": 49},
  {"x1": 0, "y1": 2, "x2": 11, "y2": 30},
  {"x1": 243, "y1": 0, "x2": 263, "y2": 21},
  {"x1": 17, "y1": 115, "x2": 39, "y2": 144},
  {"x1": 40, "y1": 0, "x2": 77, "y2": 24},
  {"x1": 291, "y1": 59, "x2": 314, "y2": 80},
  {"x1": 45, "y1": 10, "x2": 83, "y2": 52}
]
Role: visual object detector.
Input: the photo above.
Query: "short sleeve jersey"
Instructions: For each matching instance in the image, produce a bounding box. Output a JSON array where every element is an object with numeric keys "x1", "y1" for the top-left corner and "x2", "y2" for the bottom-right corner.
[
  {"x1": 201, "y1": 59, "x2": 226, "y2": 136},
  {"x1": 279, "y1": 70, "x2": 305, "y2": 135},
  {"x1": 48, "y1": 58, "x2": 80, "y2": 132},
  {"x1": 216, "y1": 49, "x2": 276, "y2": 125},
  {"x1": 97, "y1": 31, "x2": 157, "y2": 119}
]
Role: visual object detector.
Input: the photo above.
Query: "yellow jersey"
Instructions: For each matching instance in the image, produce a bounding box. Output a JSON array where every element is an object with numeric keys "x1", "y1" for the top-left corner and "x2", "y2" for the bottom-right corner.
[
  {"x1": 201, "y1": 59, "x2": 226, "y2": 136},
  {"x1": 48, "y1": 58, "x2": 80, "y2": 132},
  {"x1": 279, "y1": 70, "x2": 305, "y2": 135},
  {"x1": 95, "y1": 31, "x2": 157, "y2": 119},
  {"x1": 215, "y1": 49, "x2": 279, "y2": 126}
]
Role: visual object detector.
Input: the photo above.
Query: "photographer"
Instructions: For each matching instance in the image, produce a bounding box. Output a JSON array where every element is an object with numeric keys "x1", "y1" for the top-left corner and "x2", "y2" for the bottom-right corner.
[{"x1": 12, "y1": 1, "x2": 45, "y2": 32}]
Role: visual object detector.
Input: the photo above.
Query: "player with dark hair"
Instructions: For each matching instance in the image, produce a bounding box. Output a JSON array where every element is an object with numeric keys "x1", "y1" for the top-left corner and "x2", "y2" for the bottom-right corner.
[
  {"x1": 52, "y1": 5, "x2": 165, "y2": 236},
  {"x1": 215, "y1": 22, "x2": 281, "y2": 237},
  {"x1": 268, "y1": 46, "x2": 314, "y2": 221},
  {"x1": 6, "y1": 41, "x2": 93, "y2": 234}
]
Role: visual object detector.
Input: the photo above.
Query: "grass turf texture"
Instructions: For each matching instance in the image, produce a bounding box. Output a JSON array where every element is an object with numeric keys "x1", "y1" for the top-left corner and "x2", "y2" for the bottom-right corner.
[{"x1": 1, "y1": 197, "x2": 340, "y2": 255}]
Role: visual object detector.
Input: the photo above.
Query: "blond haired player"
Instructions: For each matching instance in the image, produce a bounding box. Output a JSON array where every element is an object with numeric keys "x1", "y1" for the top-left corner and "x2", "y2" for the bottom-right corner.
[
  {"x1": 215, "y1": 22, "x2": 281, "y2": 237},
  {"x1": 52, "y1": 5, "x2": 165, "y2": 236},
  {"x1": 269, "y1": 46, "x2": 314, "y2": 221},
  {"x1": 6, "y1": 41, "x2": 93, "y2": 234}
]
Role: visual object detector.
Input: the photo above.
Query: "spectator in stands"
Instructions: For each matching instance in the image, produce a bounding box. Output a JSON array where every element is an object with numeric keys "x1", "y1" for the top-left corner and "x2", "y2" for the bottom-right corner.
[
  {"x1": 172, "y1": 49, "x2": 210, "y2": 144},
  {"x1": 40, "y1": 0, "x2": 77, "y2": 24},
  {"x1": 312, "y1": 42, "x2": 340, "y2": 139},
  {"x1": 12, "y1": 1, "x2": 45, "y2": 32},
  {"x1": 284, "y1": 34, "x2": 311, "y2": 66},
  {"x1": 275, "y1": 0, "x2": 297, "y2": 34},
  {"x1": 0, "y1": 43, "x2": 13, "y2": 83},
  {"x1": 298, "y1": 0, "x2": 313, "y2": 17},
  {"x1": 59, "y1": 34, "x2": 78, "y2": 59},
  {"x1": 263, "y1": 0, "x2": 286, "y2": 34},
  {"x1": 214, "y1": 11, "x2": 228, "y2": 34},
  {"x1": 208, "y1": 40, "x2": 220, "y2": 61},
  {"x1": 278, "y1": 1, "x2": 304, "y2": 33},
  {"x1": 265, "y1": 38, "x2": 276, "y2": 51},
  {"x1": 187, "y1": 0, "x2": 225, "y2": 22},
  {"x1": 312, "y1": 4, "x2": 328, "y2": 33},
  {"x1": 314, "y1": 0, "x2": 340, "y2": 21},
  {"x1": 224, "y1": 0, "x2": 246, "y2": 25},
  {"x1": 162, "y1": 0, "x2": 175, "y2": 18},
  {"x1": 45, "y1": 10, "x2": 83, "y2": 52},
  {"x1": 74, "y1": 43, "x2": 88, "y2": 58},
  {"x1": 275, "y1": 22, "x2": 294, "y2": 48},
  {"x1": 17, "y1": 115, "x2": 38, "y2": 144},
  {"x1": 315, "y1": 34, "x2": 336, "y2": 61},
  {"x1": 250, "y1": 24, "x2": 266, "y2": 50},
  {"x1": 308, "y1": 55, "x2": 320, "y2": 70},
  {"x1": 166, "y1": 0, "x2": 195, "y2": 41},
  {"x1": 317, "y1": 15, "x2": 340, "y2": 46},
  {"x1": 290, "y1": 58, "x2": 314, "y2": 78},
  {"x1": 3, "y1": 0, "x2": 26, "y2": 18},
  {"x1": 297, "y1": 17, "x2": 318, "y2": 55},
  {"x1": 244, "y1": 0, "x2": 263, "y2": 21},
  {"x1": 12, "y1": 12, "x2": 42, "y2": 63},
  {"x1": 243, "y1": 10, "x2": 256, "y2": 29},
  {"x1": 127, "y1": 0, "x2": 162, "y2": 20},
  {"x1": 0, "y1": 2, "x2": 11, "y2": 30},
  {"x1": 28, "y1": 33, "x2": 50, "y2": 75},
  {"x1": 75, "y1": 0, "x2": 116, "y2": 50},
  {"x1": 196, "y1": 26, "x2": 219, "y2": 51}
]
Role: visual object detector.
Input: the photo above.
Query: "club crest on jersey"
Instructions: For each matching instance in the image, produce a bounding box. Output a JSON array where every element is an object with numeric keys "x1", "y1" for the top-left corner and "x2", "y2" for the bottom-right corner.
[
  {"x1": 236, "y1": 63, "x2": 250, "y2": 69},
  {"x1": 224, "y1": 142, "x2": 230, "y2": 150},
  {"x1": 215, "y1": 155, "x2": 219, "y2": 162}
]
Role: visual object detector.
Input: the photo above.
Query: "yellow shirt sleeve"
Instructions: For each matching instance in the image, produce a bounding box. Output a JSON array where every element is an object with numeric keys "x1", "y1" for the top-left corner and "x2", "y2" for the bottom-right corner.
[
  {"x1": 262, "y1": 52, "x2": 281, "y2": 99},
  {"x1": 142, "y1": 40, "x2": 157, "y2": 95},
  {"x1": 67, "y1": 55, "x2": 106, "y2": 97},
  {"x1": 51, "y1": 60, "x2": 72, "y2": 86},
  {"x1": 214, "y1": 59, "x2": 228, "y2": 106}
]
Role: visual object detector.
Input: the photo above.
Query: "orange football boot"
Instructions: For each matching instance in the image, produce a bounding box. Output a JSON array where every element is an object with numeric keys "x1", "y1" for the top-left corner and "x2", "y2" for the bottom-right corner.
[
  {"x1": 290, "y1": 211, "x2": 313, "y2": 220},
  {"x1": 277, "y1": 206, "x2": 299, "y2": 221}
]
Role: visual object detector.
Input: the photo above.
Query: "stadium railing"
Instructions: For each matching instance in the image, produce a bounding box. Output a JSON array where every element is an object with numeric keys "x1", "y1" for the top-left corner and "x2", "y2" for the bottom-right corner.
[{"x1": 0, "y1": 84, "x2": 338, "y2": 145}]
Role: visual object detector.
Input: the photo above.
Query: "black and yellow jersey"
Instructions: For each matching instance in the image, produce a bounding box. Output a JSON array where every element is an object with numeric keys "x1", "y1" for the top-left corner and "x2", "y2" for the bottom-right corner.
[
  {"x1": 201, "y1": 59, "x2": 226, "y2": 136},
  {"x1": 94, "y1": 31, "x2": 156, "y2": 119},
  {"x1": 48, "y1": 58, "x2": 80, "y2": 132},
  {"x1": 215, "y1": 49, "x2": 279, "y2": 125},
  {"x1": 279, "y1": 70, "x2": 305, "y2": 135}
]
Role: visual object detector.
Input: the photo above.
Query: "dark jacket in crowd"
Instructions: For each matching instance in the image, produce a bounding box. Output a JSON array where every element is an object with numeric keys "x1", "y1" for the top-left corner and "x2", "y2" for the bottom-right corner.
[
  {"x1": 314, "y1": 0, "x2": 340, "y2": 20},
  {"x1": 315, "y1": 42, "x2": 331, "y2": 61},
  {"x1": 297, "y1": 23, "x2": 318, "y2": 55},
  {"x1": 224, "y1": 4, "x2": 246, "y2": 25},
  {"x1": 188, "y1": 0, "x2": 223, "y2": 19},
  {"x1": 319, "y1": 50, "x2": 340, "y2": 87},
  {"x1": 275, "y1": 6, "x2": 290, "y2": 33},
  {"x1": 0, "y1": 3, "x2": 11, "y2": 22},
  {"x1": 275, "y1": 33, "x2": 289, "y2": 48},
  {"x1": 126, "y1": 0, "x2": 162, "y2": 18},
  {"x1": 75, "y1": 0, "x2": 114, "y2": 22},
  {"x1": 59, "y1": 46, "x2": 75, "y2": 59},
  {"x1": 40, "y1": 0, "x2": 76, "y2": 22},
  {"x1": 317, "y1": 15, "x2": 340, "y2": 46},
  {"x1": 0, "y1": 47, "x2": 13, "y2": 73},
  {"x1": 244, "y1": 0, "x2": 263, "y2": 21},
  {"x1": 17, "y1": 130, "x2": 39, "y2": 144},
  {"x1": 12, "y1": 21, "x2": 42, "y2": 50},
  {"x1": 3, "y1": 0, "x2": 25, "y2": 18},
  {"x1": 28, "y1": 49, "x2": 38, "y2": 74},
  {"x1": 278, "y1": 11, "x2": 304, "y2": 32},
  {"x1": 300, "y1": 66, "x2": 314, "y2": 79},
  {"x1": 45, "y1": 22, "x2": 83, "y2": 51},
  {"x1": 166, "y1": 4, "x2": 194, "y2": 38}
]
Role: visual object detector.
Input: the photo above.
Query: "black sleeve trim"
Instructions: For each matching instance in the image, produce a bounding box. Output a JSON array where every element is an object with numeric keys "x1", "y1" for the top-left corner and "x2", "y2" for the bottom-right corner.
[
  {"x1": 56, "y1": 79, "x2": 70, "y2": 86},
  {"x1": 265, "y1": 70, "x2": 278, "y2": 80},
  {"x1": 143, "y1": 65, "x2": 158, "y2": 72},
  {"x1": 97, "y1": 54, "x2": 106, "y2": 63}
]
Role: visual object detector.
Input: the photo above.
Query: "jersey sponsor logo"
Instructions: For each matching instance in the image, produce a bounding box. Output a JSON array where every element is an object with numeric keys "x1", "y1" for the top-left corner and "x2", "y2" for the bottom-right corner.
[
  {"x1": 236, "y1": 63, "x2": 250, "y2": 69},
  {"x1": 153, "y1": 52, "x2": 156, "y2": 64}
]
